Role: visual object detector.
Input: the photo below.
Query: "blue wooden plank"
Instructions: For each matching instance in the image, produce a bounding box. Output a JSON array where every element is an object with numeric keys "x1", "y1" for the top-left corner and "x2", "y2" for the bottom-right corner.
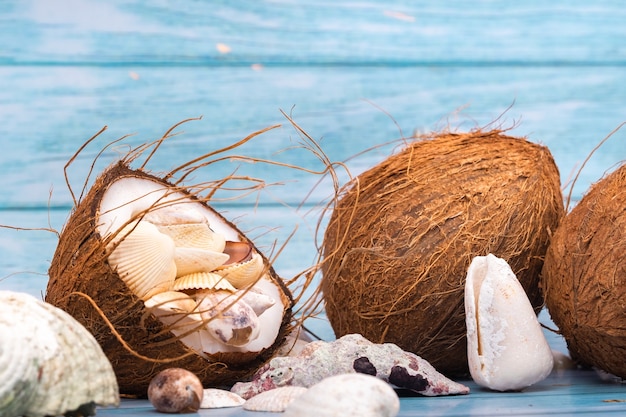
[{"x1": 1, "y1": 0, "x2": 626, "y2": 65}]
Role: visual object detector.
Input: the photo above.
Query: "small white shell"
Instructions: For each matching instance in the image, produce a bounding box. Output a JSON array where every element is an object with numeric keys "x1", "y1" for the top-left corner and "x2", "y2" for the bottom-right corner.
[
  {"x1": 0, "y1": 291, "x2": 119, "y2": 417},
  {"x1": 465, "y1": 253, "x2": 554, "y2": 391},
  {"x1": 200, "y1": 389, "x2": 245, "y2": 409},
  {"x1": 143, "y1": 204, "x2": 207, "y2": 226},
  {"x1": 172, "y1": 271, "x2": 236, "y2": 292},
  {"x1": 196, "y1": 290, "x2": 261, "y2": 347},
  {"x1": 174, "y1": 247, "x2": 230, "y2": 277},
  {"x1": 157, "y1": 222, "x2": 227, "y2": 253},
  {"x1": 107, "y1": 220, "x2": 177, "y2": 300},
  {"x1": 244, "y1": 386, "x2": 308, "y2": 412},
  {"x1": 236, "y1": 286, "x2": 276, "y2": 316},
  {"x1": 283, "y1": 374, "x2": 399, "y2": 417},
  {"x1": 215, "y1": 252, "x2": 265, "y2": 288}
]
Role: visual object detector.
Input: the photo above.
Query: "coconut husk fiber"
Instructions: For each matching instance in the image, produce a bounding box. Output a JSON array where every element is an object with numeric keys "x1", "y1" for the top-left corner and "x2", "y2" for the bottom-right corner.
[
  {"x1": 46, "y1": 162, "x2": 293, "y2": 396},
  {"x1": 542, "y1": 163, "x2": 626, "y2": 377},
  {"x1": 321, "y1": 129, "x2": 564, "y2": 376}
]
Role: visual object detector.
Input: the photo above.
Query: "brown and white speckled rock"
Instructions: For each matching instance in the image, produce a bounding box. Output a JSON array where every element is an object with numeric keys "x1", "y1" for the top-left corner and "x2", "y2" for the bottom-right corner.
[
  {"x1": 231, "y1": 334, "x2": 469, "y2": 399},
  {"x1": 148, "y1": 368, "x2": 203, "y2": 413}
]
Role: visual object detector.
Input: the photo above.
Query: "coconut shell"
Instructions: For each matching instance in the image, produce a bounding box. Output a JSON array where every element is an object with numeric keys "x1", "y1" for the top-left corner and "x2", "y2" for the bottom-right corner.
[
  {"x1": 321, "y1": 130, "x2": 563, "y2": 376},
  {"x1": 46, "y1": 161, "x2": 293, "y2": 396},
  {"x1": 542, "y1": 163, "x2": 626, "y2": 377}
]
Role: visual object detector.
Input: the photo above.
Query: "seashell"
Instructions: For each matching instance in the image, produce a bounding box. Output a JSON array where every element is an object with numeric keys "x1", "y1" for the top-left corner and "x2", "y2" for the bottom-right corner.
[
  {"x1": 172, "y1": 271, "x2": 237, "y2": 292},
  {"x1": 157, "y1": 222, "x2": 227, "y2": 253},
  {"x1": 148, "y1": 368, "x2": 203, "y2": 413},
  {"x1": 107, "y1": 220, "x2": 177, "y2": 300},
  {"x1": 196, "y1": 290, "x2": 261, "y2": 347},
  {"x1": 174, "y1": 246, "x2": 230, "y2": 277},
  {"x1": 0, "y1": 291, "x2": 119, "y2": 417},
  {"x1": 144, "y1": 291, "x2": 204, "y2": 353},
  {"x1": 236, "y1": 286, "x2": 276, "y2": 316},
  {"x1": 215, "y1": 252, "x2": 265, "y2": 288},
  {"x1": 465, "y1": 253, "x2": 553, "y2": 391},
  {"x1": 243, "y1": 386, "x2": 308, "y2": 412},
  {"x1": 222, "y1": 240, "x2": 254, "y2": 264},
  {"x1": 283, "y1": 373, "x2": 399, "y2": 417},
  {"x1": 200, "y1": 388, "x2": 245, "y2": 409},
  {"x1": 143, "y1": 203, "x2": 207, "y2": 226}
]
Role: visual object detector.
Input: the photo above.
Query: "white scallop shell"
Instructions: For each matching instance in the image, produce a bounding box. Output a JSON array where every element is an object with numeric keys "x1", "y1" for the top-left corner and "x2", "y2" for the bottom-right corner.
[
  {"x1": 143, "y1": 203, "x2": 207, "y2": 226},
  {"x1": 465, "y1": 253, "x2": 554, "y2": 391},
  {"x1": 215, "y1": 252, "x2": 265, "y2": 288},
  {"x1": 196, "y1": 290, "x2": 261, "y2": 347},
  {"x1": 243, "y1": 386, "x2": 308, "y2": 412},
  {"x1": 0, "y1": 291, "x2": 119, "y2": 417},
  {"x1": 200, "y1": 388, "x2": 245, "y2": 409},
  {"x1": 283, "y1": 373, "x2": 399, "y2": 417},
  {"x1": 107, "y1": 220, "x2": 177, "y2": 300},
  {"x1": 172, "y1": 271, "x2": 236, "y2": 292},
  {"x1": 174, "y1": 247, "x2": 230, "y2": 277},
  {"x1": 157, "y1": 222, "x2": 227, "y2": 253}
]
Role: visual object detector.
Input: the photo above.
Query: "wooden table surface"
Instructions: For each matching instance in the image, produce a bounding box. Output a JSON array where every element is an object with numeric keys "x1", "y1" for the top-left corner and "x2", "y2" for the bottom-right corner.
[{"x1": 1, "y1": 1, "x2": 626, "y2": 416}]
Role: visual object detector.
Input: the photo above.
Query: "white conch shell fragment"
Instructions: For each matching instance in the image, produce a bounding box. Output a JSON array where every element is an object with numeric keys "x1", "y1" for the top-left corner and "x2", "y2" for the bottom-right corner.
[
  {"x1": 0, "y1": 291, "x2": 119, "y2": 417},
  {"x1": 465, "y1": 253, "x2": 553, "y2": 391},
  {"x1": 236, "y1": 286, "x2": 276, "y2": 316},
  {"x1": 283, "y1": 374, "x2": 399, "y2": 417},
  {"x1": 107, "y1": 220, "x2": 177, "y2": 300},
  {"x1": 197, "y1": 290, "x2": 261, "y2": 346}
]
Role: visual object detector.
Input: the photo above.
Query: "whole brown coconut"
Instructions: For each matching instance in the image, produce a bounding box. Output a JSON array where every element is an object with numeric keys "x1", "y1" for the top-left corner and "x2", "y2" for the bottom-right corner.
[
  {"x1": 46, "y1": 149, "x2": 293, "y2": 396},
  {"x1": 321, "y1": 130, "x2": 564, "y2": 376},
  {"x1": 542, "y1": 163, "x2": 626, "y2": 377}
]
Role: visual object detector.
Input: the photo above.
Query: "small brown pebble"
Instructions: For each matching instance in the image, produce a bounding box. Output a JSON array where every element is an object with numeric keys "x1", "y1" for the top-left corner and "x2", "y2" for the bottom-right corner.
[{"x1": 148, "y1": 368, "x2": 203, "y2": 413}]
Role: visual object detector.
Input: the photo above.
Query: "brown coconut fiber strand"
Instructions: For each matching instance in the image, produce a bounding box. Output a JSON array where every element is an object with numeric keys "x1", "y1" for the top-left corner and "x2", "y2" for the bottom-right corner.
[
  {"x1": 542, "y1": 162, "x2": 626, "y2": 377},
  {"x1": 321, "y1": 129, "x2": 564, "y2": 376},
  {"x1": 45, "y1": 118, "x2": 333, "y2": 396}
]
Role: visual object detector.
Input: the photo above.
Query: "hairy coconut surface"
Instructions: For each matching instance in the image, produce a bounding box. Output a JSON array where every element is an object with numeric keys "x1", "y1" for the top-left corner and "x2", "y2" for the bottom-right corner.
[
  {"x1": 321, "y1": 130, "x2": 564, "y2": 376},
  {"x1": 542, "y1": 163, "x2": 626, "y2": 377},
  {"x1": 46, "y1": 162, "x2": 293, "y2": 396}
]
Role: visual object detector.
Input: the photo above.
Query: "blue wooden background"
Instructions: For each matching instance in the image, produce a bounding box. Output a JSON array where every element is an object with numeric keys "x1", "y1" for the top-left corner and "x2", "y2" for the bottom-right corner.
[{"x1": 1, "y1": 1, "x2": 626, "y2": 415}]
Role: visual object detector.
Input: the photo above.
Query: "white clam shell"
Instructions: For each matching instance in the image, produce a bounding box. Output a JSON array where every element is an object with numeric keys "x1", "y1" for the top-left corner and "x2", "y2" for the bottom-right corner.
[
  {"x1": 157, "y1": 222, "x2": 227, "y2": 253},
  {"x1": 465, "y1": 253, "x2": 554, "y2": 391},
  {"x1": 196, "y1": 290, "x2": 261, "y2": 347},
  {"x1": 200, "y1": 389, "x2": 245, "y2": 409},
  {"x1": 107, "y1": 220, "x2": 177, "y2": 300},
  {"x1": 215, "y1": 252, "x2": 265, "y2": 288},
  {"x1": 174, "y1": 247, "x2": 230, "y2": 277},
  {"x1": 243, "y1": 386, "x2": 307, "y2": 412},
  {"x1": 0, "y1": 291, "x2": 119, "y2": 417},
  {"x1": 172, "y1": 271, "x2": 236, "y2": 292},
  {"x1": 283, "y1": 373, "x2": 399, "y2": 417}
]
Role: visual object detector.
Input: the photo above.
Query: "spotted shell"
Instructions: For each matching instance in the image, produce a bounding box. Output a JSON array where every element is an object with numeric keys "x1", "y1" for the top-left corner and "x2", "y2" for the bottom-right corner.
[
  {"x1": 0, "y1": 291, "x2": 119, "y2": 417},
  {"x1": 215, "y1": 252, "x2": 265, "y2": 288},
  {"x1": 107, "y1": 220, "x2": 177, "y2": 300},
  {"x1": 243, "y1": 386, "x2": 308, "y2": 412}
]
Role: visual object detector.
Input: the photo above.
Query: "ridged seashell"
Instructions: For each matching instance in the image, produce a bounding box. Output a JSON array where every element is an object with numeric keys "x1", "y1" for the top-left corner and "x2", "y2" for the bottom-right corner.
[
  {"x1": 157, "y1": 222, "x2": 227, "y2": 253},
  {"x1": 465, "y1": 253, "x2": 554, "y2": 391},
  {"x1": 236, "y1": 287, "x2": 276, "y2": 316},
  {"x1": 172, "y1": 271, "x2": 237, "y2": 292},
  {"x1": 174, "y1": 247, "x2": 230, "y2": 277},
  {"x1": 0, "y1": 291, "x2": 119, "y2": 417},
  {"x1": 143, "y1": 203, "x2": 207, "y2": 226},
  {"x1": 283, "y1": 374, "x2": 399, "y2": 417},
  {"x1": 243, "y1": 386, "x2": 308, "y2": 412},
  {"x1": 200, "y1": 389, "x2": 245, "y2": 409},
  {"x1": 215, "y1": 252, "x2": 265, "y2": 288},
  {"x1": 196, "y1": 290, "x2": 261, "y2": 347},
  {"x1": 107, "y1": 220, "x2": 177, "y2": 300}
]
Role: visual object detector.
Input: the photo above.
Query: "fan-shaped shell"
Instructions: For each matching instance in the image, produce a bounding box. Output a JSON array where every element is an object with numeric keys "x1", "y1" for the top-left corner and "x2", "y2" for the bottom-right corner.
[
  {"x1": 172, "y1": 271, "x2": 236, "y2": 292},
  {"x1": 283, "y1": 373, "x2": 399, "y2": 417},
  {"x1": 465, "y1": 254, "x2": 553, "y2": 391},
  {"x1": 200, "y1": 389, "x2": 245, "y2": 409},
  {"x1": 243, "y1": 386, "x2": 308, "y2": 412},
  {"x1": 216, "y1": 252, "x2": 265, "y2": 288},
  {"x1": 107, "y1": 220, "x2": 177, "y2": 300},
  {"x1": 157, "y1": 222, "x2": 227, "y2": 253},
  {"x1": 174, "y1": 247, "x2": 230, "y2": 277},
  {"x1": 143, "y1": 203, "x2": 207, "y2": 226},
  {"x1": 0, "y1": 291, "x2": 119, "y2": 417}
]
